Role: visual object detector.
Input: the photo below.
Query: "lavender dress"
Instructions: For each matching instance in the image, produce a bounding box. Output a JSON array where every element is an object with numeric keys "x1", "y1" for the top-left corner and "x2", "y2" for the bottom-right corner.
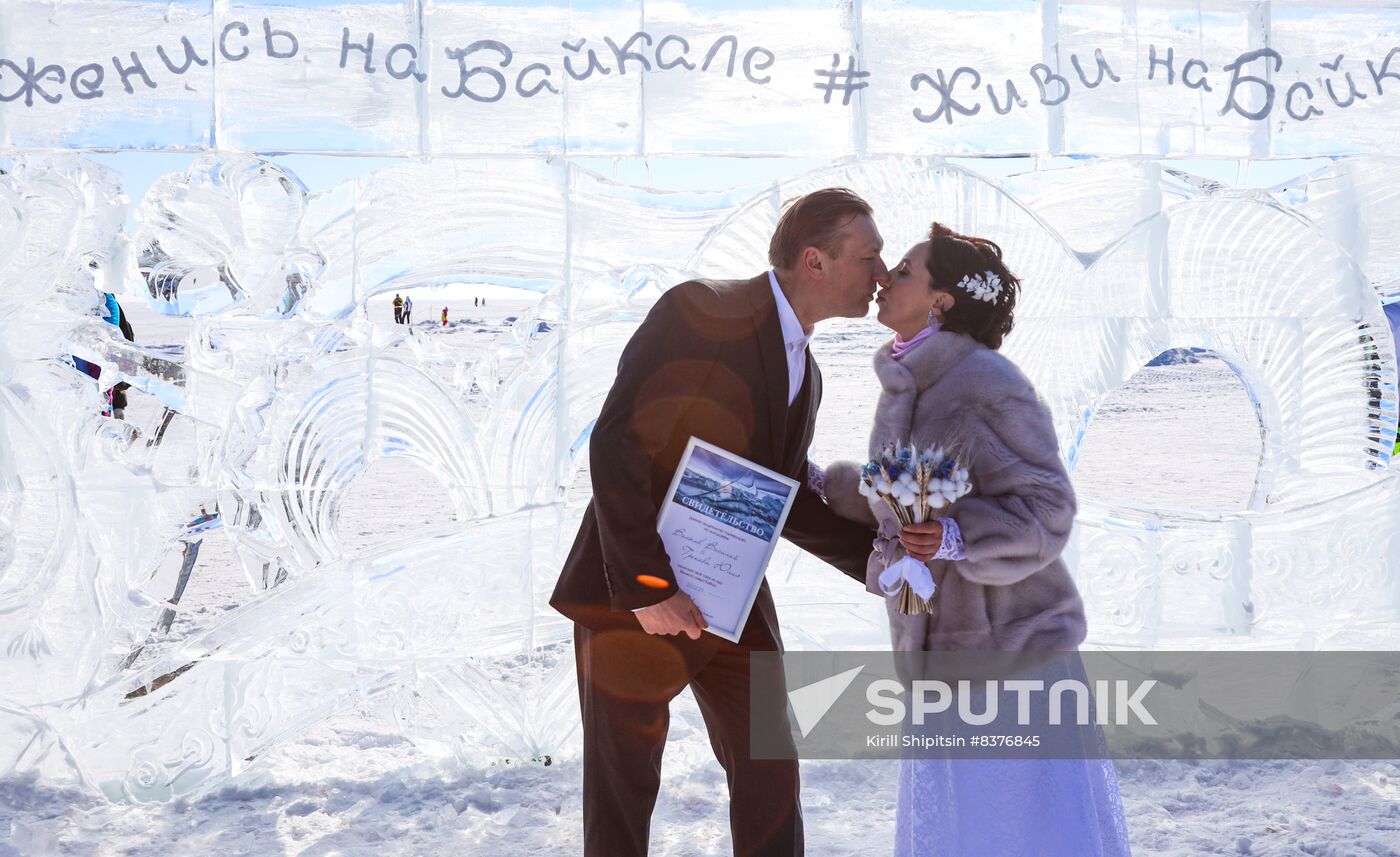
[{"x1": 892, "y1": 652, "x2": 1133, "y2": 857}]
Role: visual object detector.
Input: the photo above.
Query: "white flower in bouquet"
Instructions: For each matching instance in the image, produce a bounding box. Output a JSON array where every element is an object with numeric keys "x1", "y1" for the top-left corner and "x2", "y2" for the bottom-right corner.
[{"x1": 859, "y1": 442, "x2": 973, "y2": 614}]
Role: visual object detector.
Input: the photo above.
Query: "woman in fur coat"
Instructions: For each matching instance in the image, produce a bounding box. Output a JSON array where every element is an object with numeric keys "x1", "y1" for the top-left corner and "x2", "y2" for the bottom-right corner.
[{"x1": 820, "y1": 223, "x2": 1132, "y2": 856}]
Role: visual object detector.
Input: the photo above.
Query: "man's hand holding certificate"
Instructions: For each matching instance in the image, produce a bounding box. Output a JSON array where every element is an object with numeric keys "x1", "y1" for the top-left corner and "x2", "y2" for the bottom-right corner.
[
  {"x1": 634, "y1": 590, "x2": 709, "y2": 639},
  {"x1": 647, "y1": 438, "x2": 800, "y2": 642}
]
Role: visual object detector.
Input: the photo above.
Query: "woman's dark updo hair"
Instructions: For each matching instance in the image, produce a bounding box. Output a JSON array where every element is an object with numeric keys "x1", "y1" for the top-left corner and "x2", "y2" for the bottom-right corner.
[{"x1": 925, "y1": 222, "x2": 1019, "y2": 350}]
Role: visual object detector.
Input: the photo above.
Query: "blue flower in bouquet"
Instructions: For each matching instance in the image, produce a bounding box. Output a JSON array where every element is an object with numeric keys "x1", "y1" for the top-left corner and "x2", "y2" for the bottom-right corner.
[
  {"x1": 854, "y1": 440, "x2": 973, "y2": 615},
  {"x1": 860, "y1": 443, "x2": 970, "y2": 516}
]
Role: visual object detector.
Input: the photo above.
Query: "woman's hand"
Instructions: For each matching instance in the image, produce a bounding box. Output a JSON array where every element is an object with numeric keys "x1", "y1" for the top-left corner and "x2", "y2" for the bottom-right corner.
[{"x1": 898, "y1": 520, "x2": 945, "y2": 562}]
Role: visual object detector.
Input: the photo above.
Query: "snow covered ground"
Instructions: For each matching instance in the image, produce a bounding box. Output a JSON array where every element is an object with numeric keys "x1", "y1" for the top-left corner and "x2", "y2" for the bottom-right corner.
[{"x1": 3, "y1": 288, "x2": 1398, "y2": 856}]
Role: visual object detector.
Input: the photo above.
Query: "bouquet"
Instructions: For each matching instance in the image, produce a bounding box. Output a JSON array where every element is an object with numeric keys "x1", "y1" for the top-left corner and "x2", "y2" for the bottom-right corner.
[{"x1": 858, "y1": 442, "x2": 972, "y2": 614}]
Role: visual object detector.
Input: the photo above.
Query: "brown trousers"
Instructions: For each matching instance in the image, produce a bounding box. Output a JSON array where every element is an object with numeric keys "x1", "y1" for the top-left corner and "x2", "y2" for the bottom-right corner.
[{"x1": 573, "y1": 619, "x2": 802, "y2": 856}]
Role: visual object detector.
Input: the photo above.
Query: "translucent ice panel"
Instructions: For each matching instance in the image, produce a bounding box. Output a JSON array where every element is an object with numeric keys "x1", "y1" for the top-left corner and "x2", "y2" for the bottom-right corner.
[
  {"x1": 215, "y1": 1, "x2": 423, "y2": 153},
  {"x1": 0, "y1": 0, "x2": 214, "y2": 150},
  {"x1": 215, "y1": 332, "x2": 490, "y2": 572},
  {"x1": 9, "y1": 1, "x2": 1400, "y2": 155},
  {"x1": 1271, "y1": 6, "x2": 1400, "y2": 157},
  {"x1": 49, "y1": 508, "x2": 568, "y2": 802},
  {"x1": 1075, "y1": 473, "x2": 1400, "y2": 648},
  {"x1": 641, "y1": 0, "x2": 857, "y2": 156},
  {"x1": 565, "y1": 169, "x2": 763, "y2": 277},
  {"x1": 311, "y1": 158, "x2": 570, "y2": 314},
  {"x1": 1297, "y1": 157, "x2": 1400, "y2": 294},
  {"x1": 1056, "y1": 0, "x2": 1265, "y2": 156},
  {"x1": 304, "y1": 158, "x2": 759, "y2": 321},
  {"x1": 0, "y1": 158, "x2": 215, "y2": 712},
  {"x1": 423, "y1": 0, "x2": 576, "y2": 155},
  {"x1": 555, "y1": 0, "x2": 645, "y2": 155},
  {"x1": 133, "y1": 154, "x2": 322, "y2": 318},
  {"x1": 996, "y1": 159, "x2": 1164, "y2": 259},
  {"x1": 1249, "y1": 475, "x2": 1400, "y2": 646},
  {"x1": 864, "y1": 0, "x2": 1048, "y2": 155},
  {"x1": 1073, "y1": 509, "x2": 1257, "y2": 644}
]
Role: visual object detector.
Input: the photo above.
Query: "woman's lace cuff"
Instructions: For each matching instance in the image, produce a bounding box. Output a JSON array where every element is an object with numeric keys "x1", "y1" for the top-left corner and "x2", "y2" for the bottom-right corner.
[
  {"x1": 933, "y1": 516, "x2": 966, "y2": 561},
  {"x1": 806, "y1": 460, "x2": 826, "y2": 499}
]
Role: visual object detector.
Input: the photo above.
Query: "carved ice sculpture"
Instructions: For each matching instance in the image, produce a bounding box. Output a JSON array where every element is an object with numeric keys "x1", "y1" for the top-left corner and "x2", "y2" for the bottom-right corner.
[{"x1": 2, "y1": 0, "x2": 1400, "y2": 802}]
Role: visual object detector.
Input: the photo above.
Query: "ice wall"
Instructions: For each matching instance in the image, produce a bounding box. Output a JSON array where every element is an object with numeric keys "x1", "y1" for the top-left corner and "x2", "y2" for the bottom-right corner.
[
  {"x1": 3, "y1": 0, "x2": 1400, "y2": 801},
  {"x1": 3, "y1": 1, "x2": 1400, "y2": 156}
]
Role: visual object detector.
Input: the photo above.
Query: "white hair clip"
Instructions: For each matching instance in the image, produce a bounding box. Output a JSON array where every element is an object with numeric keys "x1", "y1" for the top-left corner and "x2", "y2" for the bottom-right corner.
[{"x1": 955, "y1": 271, "x2": 1003, "y2": 303}]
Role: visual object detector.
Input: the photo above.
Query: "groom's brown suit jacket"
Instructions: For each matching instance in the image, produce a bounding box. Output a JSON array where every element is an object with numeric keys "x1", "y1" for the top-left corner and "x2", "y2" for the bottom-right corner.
[{"x1": 550, "y1": 273, "x2": 876, "y2": 644}]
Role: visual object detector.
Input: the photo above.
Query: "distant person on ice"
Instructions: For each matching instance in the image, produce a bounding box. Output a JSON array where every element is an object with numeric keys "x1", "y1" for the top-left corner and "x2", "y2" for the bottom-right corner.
[
  {"x1": 74, "y1": 291, "x2": 135, "y2": 419},
  {"x1": 103, "y1": 293, "x2": 134, "y2": 420},
  {"x1": 393, "y1": 293, "x2": 403, "y2": 323},
  {"x1": 441, "y1": 306, "x2": 449, "y2": 326},
  {"x1": 403, "y1": 296, "x2": 413, "y2": 324}
]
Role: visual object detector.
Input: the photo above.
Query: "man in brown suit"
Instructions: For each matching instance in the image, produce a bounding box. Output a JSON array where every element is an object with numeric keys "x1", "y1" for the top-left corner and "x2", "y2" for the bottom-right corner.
[{"x1": 551, "y1": 188, "x2": 887, "y2": 856}]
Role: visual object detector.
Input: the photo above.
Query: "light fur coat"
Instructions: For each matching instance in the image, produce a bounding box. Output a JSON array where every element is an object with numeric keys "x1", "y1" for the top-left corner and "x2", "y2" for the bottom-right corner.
[{"x1": 824, "y1": 330, "x2": 1087, "y2": 653}]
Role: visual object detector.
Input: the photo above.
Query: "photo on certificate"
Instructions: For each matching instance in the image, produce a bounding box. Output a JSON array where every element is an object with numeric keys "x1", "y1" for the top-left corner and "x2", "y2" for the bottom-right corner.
[{"x1": 657, "y1": 438, "x2": 800, "y2": 642}]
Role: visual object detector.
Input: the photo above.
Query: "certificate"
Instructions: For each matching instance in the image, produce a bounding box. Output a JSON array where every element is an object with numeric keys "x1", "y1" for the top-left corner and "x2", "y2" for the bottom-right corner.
[{"x1": 656, "y1": 438, "x2": 800, "y2": 642}]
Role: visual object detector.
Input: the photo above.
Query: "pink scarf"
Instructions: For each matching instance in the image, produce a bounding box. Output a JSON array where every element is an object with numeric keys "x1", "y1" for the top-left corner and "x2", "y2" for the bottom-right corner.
[{"x1": 891, "y1": 324, "x2": 939, "y2": 360}]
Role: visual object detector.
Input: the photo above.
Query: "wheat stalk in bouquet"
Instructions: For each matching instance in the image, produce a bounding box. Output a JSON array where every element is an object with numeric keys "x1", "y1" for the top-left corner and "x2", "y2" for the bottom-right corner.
[{"x1": 858, "y1": 442, "x2": 972, "y2": 614}]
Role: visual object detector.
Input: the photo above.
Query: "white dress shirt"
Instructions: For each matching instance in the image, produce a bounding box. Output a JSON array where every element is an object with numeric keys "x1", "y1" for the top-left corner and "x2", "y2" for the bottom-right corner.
[
  {"x1": 768, "y1": 270, "x2": 813, "y2": 406},
  {"x1": 634, "y1": 274, "x2": 813, "y2": 615}
]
